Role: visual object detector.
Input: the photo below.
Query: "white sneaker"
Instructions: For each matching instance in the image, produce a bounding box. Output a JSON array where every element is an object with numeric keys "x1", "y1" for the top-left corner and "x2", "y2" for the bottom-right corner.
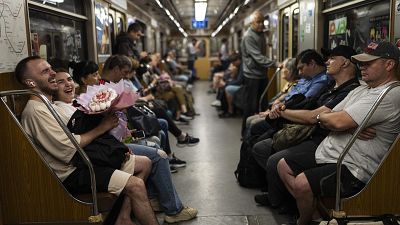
[
  {"x1": 211, "y1": 100, "x2": 221, "y2": 107},
  {"x1": 180, "y1": 114, "x2": 193, "y2": 120},
  {"x1": 164, "y1": 206, "x2": 198, "y2": 223}
]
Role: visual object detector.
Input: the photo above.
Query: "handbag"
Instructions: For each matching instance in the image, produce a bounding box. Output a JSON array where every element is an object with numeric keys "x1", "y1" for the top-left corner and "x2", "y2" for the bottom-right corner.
[
  {"x1": 127, "y1": 105, "x2": 161, "y2": 137},
  {"x1": 272, "y1": 124, "x2": 316, "y2": 151}
]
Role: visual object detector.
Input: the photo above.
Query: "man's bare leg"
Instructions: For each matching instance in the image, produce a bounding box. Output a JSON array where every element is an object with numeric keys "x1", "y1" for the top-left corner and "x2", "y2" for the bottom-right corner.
[
  {"x1": 225, "y1": 91, "x2": 234, "y2": 114},
  {"x1": 133, "y1": 155, "x2": 152, "y2": 180},
  {"x1": 123, "y1": 176, "x2": 159, "y2": 225},
  {"x1": 277, "y1": 159, "x2": 315, "y2": 225},
  {"x1": 115, "y1": 197, "x2": 135, "y2": 225}
]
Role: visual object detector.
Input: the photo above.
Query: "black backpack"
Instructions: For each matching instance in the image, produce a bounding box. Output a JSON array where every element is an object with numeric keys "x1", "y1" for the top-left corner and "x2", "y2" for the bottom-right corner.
[{"x1": 234, "y1": 136, "x2": 267, "y2": 188}]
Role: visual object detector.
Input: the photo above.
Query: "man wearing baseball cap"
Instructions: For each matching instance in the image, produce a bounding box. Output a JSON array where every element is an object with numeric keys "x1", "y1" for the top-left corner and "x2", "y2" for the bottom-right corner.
[
  {"x1": 277, "y1": 41, "x2": 400, "y2": 225},
  {"x1": 253, "y1": 45, "x2": 360, "y2": 212}
]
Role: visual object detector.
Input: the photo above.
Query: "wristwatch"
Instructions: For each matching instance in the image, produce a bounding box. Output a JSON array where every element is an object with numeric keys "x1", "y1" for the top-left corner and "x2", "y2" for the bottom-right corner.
[{"x1": 316, "y1": 114, "x2": 321, "y2": 124}]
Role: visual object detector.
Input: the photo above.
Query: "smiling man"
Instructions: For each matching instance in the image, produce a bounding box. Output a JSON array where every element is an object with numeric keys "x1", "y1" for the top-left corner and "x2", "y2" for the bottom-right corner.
[{"x1": 16, "y1": 56, "x2": 160, "y2": 225}]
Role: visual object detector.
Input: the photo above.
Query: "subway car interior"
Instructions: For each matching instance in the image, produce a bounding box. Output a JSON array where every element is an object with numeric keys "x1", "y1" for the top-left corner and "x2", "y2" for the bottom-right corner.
[{"x1": 1, "y1": 0, "x2": 400, "y2": 224}]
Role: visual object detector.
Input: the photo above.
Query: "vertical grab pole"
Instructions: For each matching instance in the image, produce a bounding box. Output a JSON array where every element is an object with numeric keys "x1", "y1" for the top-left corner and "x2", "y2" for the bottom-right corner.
[
  {"x1": 333, "y1": 82, "x2": 400, "y2": 215},
  {"x1": 0, "y1": 90, "x2": 102, "y2": 222},
  {"x1": 259, "y1": 68, "x2": 281, "y2": 112}
]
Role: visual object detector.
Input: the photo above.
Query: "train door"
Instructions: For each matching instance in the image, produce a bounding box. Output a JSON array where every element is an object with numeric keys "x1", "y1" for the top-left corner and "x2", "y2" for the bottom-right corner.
[
  {"x1": 279, "y1": 3, "x2": 299, "y2": 90},
  {"x1": 279, "y1": 3, "x2": 299, "y2": 61},
  {"x1": 109, "y1": 8, "x2": 126, "y2": 55},
  {"x1": 94, "y1": 0, "x2": 111, "y2": 62},
  {"x1": 194, "y1": 38, "x2": 210, "y2": 80}
]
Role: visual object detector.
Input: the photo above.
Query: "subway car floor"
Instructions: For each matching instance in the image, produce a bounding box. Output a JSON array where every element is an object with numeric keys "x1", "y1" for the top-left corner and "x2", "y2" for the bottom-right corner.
[{"x1": 158, "y1": 81, "x2": 290, "y2": 225}]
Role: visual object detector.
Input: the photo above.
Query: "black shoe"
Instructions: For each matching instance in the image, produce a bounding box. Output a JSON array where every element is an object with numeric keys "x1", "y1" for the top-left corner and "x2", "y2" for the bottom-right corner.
[
  {"x1": 218, "y1": 112, "x2": 234, "y2": 118},
  {"x1": 177, "y1": 134, "x2": 200, "y2": 147},
  {"x1": 254, "y1": 193, "x2": 279, "y2": 208},
  {"x1": 254, "y1": 194, "x2": 272, "y2": 206},
  {"x1": 277, "y1": 202, "x2": 297, "y2": 215},
  {"x1": 170, "y1": 166, "x2": 178, "y2": 173},
  {"x1": 174, "y1": 117, "x2": 190, "y2": 125},
  {"x1": 169, "y1": 154, "x2": 186, "y2": 168}
]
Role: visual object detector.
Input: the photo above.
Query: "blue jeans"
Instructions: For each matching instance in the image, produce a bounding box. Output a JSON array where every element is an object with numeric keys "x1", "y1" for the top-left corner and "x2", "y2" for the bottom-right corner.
[
  {"x1": 157, "y1": 118, "x2": 171, "y2": 154},
  {"x1": 126, "y1": 144, "x2": 183, "y2": 215}
]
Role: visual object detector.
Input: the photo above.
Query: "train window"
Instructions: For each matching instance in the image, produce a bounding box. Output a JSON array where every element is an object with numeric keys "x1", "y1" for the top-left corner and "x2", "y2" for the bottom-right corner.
[
  {"x1": 197, "y1": 40, "x2": 206, "y2": 57},
  {"x1": 30, "y1": 0, "x2": 84, "y2": 15},
  {"x1": 292, "y1": 9, "x2": 299, "y2": 57},
  {"x1": 29, "y1": 9, "x2": 86, "y2": 62},
  {"x1": 210, "y1": 38, "x2": 218, "y2": 57},
  {"x1": 116, "y1": 14, "x2": 125, "y2": 35},
  {"x1": 281, "y1": 13, "x2": 289, "y2": 60},
  {"x1": 109, "y1": 15, "x2": 115, "y2": 49},
  {"x1": 325, "y1": 0, "x2": 390, "y2": 52},
  {"x1": 95, "y1": 2, "x2": 111, "y2": 58}
]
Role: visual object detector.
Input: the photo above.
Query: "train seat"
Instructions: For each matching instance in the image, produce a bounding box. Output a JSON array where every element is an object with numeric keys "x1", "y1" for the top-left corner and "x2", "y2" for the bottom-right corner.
[
  {"x1": 0, "y1": 90, "x2": 117, "y2": 224},
  {"x1": 318, "y1": 82, "x2": 400, "y2": 220}
]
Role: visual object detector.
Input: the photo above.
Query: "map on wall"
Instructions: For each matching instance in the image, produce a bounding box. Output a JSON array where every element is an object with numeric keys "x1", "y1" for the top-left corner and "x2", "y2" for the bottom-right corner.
[{"x1": 0, "y1": 0, "x2": 28, "y2": 73}]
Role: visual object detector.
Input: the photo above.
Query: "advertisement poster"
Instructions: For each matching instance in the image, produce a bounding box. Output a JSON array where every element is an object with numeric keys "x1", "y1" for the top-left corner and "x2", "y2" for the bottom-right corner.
[{"x1": 328, "y1": 17, "x2": 347, "y2": 48}]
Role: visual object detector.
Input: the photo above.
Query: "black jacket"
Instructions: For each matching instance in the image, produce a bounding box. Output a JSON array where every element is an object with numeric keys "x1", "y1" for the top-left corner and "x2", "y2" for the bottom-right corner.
[
  {"x1": 67, "y1": 110, "x2": 128, "y2": 169},
  {"x1": 114, "y1": 32, "x2": 140, "y2": 60}
]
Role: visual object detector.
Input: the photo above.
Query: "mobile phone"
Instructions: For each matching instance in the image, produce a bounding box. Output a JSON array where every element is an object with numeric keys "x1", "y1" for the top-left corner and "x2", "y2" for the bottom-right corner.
[{"x1": 131, "y1": 130, "x2": 146, "y2": 140}]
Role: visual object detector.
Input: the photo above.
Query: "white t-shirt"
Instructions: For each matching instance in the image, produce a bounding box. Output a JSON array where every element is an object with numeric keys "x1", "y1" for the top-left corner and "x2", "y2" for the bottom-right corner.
[
  {"x1": 54, "y1": 101, "x2": 77, "y2": 118},
  {"x1": 315, "y1": 82, "x2": 400, "y2": 183}
]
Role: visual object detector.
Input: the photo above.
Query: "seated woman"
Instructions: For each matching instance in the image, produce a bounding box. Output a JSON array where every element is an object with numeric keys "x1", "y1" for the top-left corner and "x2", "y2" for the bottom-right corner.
[
  {"x1": 243, "y1": 58, "x2": 299, "y2": 138},
  {"x1": 68, "y1": 60, "x2": 161, "y2": 148},
  {"x1": 146, "y1": 53, "x2": 195, "y2": 122},
  {"x1": 52, "y1": 68, "x2": 198, "y2": 223},
  {"x1": 132, "y1": 55, "x2": 200, "y2": 147},
  {"x1": 217, "y1": 52, "x2": 243, "y2": 118},
  {"x1": 68, "y1": 60, "x2": 188, "y2": 170}
]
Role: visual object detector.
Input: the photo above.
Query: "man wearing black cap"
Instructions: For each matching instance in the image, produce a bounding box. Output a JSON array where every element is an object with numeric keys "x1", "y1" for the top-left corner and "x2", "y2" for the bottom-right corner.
[
  {"x1": 277, "y1": 41, "x2": 400, "y2": 225},
  {"x1": 252, "y1": 45, "x2": 360, "y2": 211}
]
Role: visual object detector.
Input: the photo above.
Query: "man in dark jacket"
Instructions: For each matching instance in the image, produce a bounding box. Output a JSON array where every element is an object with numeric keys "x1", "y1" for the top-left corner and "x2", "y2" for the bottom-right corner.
[
  {"x1": 114, "y1": 22, "x2": 143, "y2": 59},
  {"x1": 240, "y1": 11, "x2": 276, "y2": 134}
]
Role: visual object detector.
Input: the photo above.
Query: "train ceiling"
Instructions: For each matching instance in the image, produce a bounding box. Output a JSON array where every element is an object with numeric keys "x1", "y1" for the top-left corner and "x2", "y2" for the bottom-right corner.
[{"x1": 129, "y1": 0, "x2": 269, "y2": 36}]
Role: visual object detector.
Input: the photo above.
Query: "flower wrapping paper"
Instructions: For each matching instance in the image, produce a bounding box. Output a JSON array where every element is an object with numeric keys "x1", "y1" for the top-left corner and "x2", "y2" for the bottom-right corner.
[{"x1": 76, "y1": 80, "x2": 139, "y2": 114}]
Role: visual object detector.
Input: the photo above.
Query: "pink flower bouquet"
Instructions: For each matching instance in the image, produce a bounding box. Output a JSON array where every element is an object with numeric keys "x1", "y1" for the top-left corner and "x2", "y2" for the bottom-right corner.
[{"x1": 76, "y1": 80, "x2": 139, "y2": 114}]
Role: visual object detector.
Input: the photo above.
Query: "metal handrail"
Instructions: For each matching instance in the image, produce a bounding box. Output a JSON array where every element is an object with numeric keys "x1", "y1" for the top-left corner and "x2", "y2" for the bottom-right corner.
[
  {"x1": 0, "y1": 89, "x2": 101, "y2": 221},
  {"x1": 334, "y1": 81, "x2": 400, "y2": 212},
  {"x1": 259, "y1": 67, "x2": 281, "y2": 112}
]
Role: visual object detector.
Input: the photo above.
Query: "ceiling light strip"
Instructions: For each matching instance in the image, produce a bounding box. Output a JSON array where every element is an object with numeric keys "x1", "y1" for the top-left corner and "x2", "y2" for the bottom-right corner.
[
  {"x1": 194, "y1": 2, "x2": 207, "y2": 21},
  {"x1": 211, "y1": 4, "x2": 240, "y2": 37},
  {"x1": 154, "y1": 0, "x2": 187, "y2": 37}
]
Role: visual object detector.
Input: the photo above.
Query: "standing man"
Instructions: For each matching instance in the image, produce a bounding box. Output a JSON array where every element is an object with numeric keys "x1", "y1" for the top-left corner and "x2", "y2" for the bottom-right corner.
[
  {"x1": 186, "y1": 38, "x2": 198, "y2": 82},
  {"x1": 220, "y1": 38, "x2": 229, "y2": 70},
  {"x1": 241, "y1": 11, "x2": 276, "y2": 133},
  {"x1": 114, "y1": 22, "x2": 144, "y2": 60}
]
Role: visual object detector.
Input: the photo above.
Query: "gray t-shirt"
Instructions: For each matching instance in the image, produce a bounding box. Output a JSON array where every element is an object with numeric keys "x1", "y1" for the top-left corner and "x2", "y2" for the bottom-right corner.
[{"x1": 315, "y1": 82, "x2": 400, "y2": 183}]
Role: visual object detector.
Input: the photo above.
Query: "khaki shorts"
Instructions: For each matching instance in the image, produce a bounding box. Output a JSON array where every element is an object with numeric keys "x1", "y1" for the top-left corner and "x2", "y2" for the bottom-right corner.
[{"x1": 108, "y1": 154, "x2": 136, "y2": 196}]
